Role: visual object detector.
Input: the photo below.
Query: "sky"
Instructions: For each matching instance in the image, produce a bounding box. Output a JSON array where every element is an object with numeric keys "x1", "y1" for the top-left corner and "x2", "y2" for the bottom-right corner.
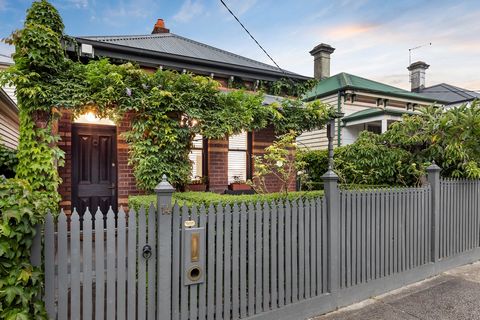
[{"x1": 0, "y1": 0, "x2": 479, "y2": 91}]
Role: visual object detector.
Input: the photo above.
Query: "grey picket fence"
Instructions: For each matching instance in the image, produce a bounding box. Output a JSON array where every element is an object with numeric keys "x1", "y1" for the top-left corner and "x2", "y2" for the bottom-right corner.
[
  {"x1": 168, "y1": 198, "x2": 327, "y2": 320},
  {"x1": 31, "y1": 165, "x2": 480, "y2": 320}
]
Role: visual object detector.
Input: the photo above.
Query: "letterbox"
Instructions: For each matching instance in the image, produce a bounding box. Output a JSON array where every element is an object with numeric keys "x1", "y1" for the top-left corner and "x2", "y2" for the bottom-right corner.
[{"x1": 183, "y1": 227, "x2": 205, "y2": 285}]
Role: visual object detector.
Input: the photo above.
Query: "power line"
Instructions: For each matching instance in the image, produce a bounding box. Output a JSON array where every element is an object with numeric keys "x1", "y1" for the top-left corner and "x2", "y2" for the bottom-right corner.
[{"x1": 219, "y1": 0, "x2": 287, "y2": 76}]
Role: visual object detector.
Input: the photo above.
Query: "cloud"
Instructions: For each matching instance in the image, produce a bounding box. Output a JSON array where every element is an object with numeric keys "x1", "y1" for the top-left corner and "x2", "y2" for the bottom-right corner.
[
  {"x1": 218, "y1": 0, "x2": 258, "y2": 19},
  {"x1": 324, "y1": 23, "x2": 378, "y2": 40},
  {"x1": 227, "y1": 0, "x2": 257, "y2": 16},
  {"x1": 173, "y1": 0, "x2": 204, "y2": 23},
  {"x1": 101, "y1": 0, "x2": 158, "y2": 27},
  {"x1": 67, "y1": 0, "x2": 88, "y2": 9},
  {"x1": 0, "y1": 0, "x2": 7, "y2": 11}
]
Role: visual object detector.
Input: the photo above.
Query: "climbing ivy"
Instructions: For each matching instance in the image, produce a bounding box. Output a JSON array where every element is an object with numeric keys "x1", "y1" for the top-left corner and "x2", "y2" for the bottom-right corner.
[
  {"x1": 0, "y1": 178, "x2": 47, "y2": 320},
  {"x1": 0, "y1": 144, "x2": 18, "y2": 178}
]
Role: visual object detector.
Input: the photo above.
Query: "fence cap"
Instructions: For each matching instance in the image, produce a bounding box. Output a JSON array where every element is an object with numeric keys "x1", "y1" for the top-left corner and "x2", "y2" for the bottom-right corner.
[
  {"x1": 154, "y1": 174, "x2": 175, "y2": 194},
  {"x1": 426, "y1": 161, "x2": 441, "y2": 172},
  {"x1": 321, "y1": 169, "x2": 339, "y2": 181}
]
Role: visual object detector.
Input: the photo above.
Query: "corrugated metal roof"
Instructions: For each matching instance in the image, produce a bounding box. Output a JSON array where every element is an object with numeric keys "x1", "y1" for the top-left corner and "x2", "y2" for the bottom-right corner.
[
  {"x1": 303, "y1": 72, "x2": 441, "y2": 103},
  {"x1": 419, "y1": 83, "x2": 480, "y2": 104},
  {"x1": 79, "y1": 33, "x2": 303, "y2": 77}
]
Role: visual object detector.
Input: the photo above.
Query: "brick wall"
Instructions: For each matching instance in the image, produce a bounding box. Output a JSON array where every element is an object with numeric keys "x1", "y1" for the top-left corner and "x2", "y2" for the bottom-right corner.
[
  {"x1": 58, "y1": 110, "x2": 73, "y2": 212},
  {"x1": 207, "y1": 138, "x2": 229, "y2": 192},
  {"x1": 117, "y1": 112, "x2": 143, "y2": 207}
]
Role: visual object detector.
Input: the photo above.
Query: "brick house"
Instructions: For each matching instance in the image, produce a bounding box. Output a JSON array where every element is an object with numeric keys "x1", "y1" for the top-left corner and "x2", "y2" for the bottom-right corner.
[{"x1": 59, "y1": 20, "x2": 309, "y2": 213}]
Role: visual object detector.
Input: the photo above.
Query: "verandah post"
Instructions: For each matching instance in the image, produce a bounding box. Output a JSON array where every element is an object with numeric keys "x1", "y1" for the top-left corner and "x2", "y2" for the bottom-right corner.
[
  {"x1": 427, "y1": 162, "x2": 441, "y2": 263},
  {"x1": 156, "y1": 175, "x2": 175, "y2": 320},
  {"x1": 322, "y1": 169, "x2": 340, "y2": 293}
]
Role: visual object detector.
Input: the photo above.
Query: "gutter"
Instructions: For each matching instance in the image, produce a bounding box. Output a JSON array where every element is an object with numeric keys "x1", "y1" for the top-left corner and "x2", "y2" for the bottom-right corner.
[{"x1": 304, "y1": 86, "x2": 447, "y2": 105}]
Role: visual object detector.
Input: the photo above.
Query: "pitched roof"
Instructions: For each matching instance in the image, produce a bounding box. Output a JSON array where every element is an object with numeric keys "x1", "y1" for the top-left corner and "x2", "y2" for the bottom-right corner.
[
  {"x1": 303, "y1": 72, "x2": 442, "y2": 103},
  {"x1": 77, "y1": 33, "x2": 307, "y2": 80},
  {"x1": 419, "y1": 83, "x2": 480, "y2": 104}
]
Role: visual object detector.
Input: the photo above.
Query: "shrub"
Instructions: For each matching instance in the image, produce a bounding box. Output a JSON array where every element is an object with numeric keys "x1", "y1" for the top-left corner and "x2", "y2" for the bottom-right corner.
[
  {"x1": 298, "y1": 131, "x2": 422, "y2": 188},
  {"x1": 129, "y1": 190, "x2": 324, "y2": 209}
]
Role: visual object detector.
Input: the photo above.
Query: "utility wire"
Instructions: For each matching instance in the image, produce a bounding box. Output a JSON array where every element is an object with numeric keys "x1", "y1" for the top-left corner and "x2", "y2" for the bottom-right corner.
[{"x1": 219, "y1": 0, "x2": 287, "y2": 76}]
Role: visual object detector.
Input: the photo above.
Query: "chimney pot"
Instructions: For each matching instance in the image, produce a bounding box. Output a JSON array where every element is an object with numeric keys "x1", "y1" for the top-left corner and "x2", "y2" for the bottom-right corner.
[
  {"x1": 310, "y1": 43, "x2": 335, "y2": 80},
  {"x1": 152, "y1": 19, "x2": 170, "y2": 34},
  {"x1": 407, "y1": 61, "x2": 429, "y2": 92}
]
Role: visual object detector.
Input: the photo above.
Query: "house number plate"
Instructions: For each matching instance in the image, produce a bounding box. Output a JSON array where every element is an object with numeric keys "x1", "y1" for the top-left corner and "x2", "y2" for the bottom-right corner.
[{"x1": 184, "y1": 220, "x2": 196, "y2": 228}]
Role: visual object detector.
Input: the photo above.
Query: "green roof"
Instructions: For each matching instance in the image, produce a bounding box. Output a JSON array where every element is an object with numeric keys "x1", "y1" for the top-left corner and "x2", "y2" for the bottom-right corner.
[
  {"x1": 342, "y1": 107, "x2": 416, "y2": 123},
  {"x1": 303, "y1": 72, "x2": 443, "y2": 103}
]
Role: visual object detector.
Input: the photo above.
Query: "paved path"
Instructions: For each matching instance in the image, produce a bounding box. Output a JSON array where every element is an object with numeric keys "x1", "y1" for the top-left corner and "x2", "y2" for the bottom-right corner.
[{"x1": 313, "y1": 261, "x2": 480, "y2": 320}]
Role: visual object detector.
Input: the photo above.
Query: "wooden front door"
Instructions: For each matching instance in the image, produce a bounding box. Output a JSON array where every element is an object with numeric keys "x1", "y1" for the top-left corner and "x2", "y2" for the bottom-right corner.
[{"x1": 72, "y1": 123, "x2": 117, "y2": 215}]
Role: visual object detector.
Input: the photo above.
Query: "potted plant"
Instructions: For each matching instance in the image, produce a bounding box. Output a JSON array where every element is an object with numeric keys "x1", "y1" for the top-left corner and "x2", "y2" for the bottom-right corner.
[
  {"x1": 186, "y1": 176, "x2": 208, "y2": 192},
  {"x1": 228, "y1": 176, "x2": 252, "y2": 191}
]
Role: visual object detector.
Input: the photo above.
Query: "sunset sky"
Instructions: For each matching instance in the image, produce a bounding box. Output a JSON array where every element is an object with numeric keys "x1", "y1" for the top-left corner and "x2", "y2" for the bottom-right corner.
[{"x1": 1, "y1": 0, "x2": 479, "y2": 90}]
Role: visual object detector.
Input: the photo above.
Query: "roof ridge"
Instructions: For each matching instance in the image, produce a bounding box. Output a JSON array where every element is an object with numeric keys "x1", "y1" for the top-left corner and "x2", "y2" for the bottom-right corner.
[
  {"x1": 79, "y1": 33, "x2": 173, "y2": 42},
  {"x1": 440, "y1": 83, "x2": 474, "y2": 99}
]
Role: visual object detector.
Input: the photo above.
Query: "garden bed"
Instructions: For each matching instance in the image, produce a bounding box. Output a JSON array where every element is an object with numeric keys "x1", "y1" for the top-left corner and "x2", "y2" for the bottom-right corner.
[{"x1": 129, "y1": 190, "x2": 324, "y2": 209}]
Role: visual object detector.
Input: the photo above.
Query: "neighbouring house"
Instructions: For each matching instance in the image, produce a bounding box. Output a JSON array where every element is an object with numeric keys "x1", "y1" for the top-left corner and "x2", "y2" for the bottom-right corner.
[
  {"x1": 0, "y1": 55, "x2": 19, "y2": 150},
  {"x1": 60, "y1": 19, "x2": 310, "y2": 213},
  {"x1": 297, "y1": 44, "x2": 444, "y2": 150},
  {"x1": 408, "y1": 61, "x2": 480, "y2": 108}
]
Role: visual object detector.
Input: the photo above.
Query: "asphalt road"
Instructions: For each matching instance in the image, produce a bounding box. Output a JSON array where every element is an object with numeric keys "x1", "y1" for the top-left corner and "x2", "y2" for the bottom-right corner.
[{"x1": 313, "y1": 261, "x2": 480, "y2": 320}]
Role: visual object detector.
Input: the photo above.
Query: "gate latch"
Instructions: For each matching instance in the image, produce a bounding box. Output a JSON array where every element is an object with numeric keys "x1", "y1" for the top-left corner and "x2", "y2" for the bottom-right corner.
[{"x1": 142, "y1": 244, "x2": 152, "y2": 259}]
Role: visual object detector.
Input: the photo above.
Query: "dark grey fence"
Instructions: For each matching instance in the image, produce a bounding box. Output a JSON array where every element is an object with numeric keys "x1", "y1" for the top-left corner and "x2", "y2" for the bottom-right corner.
[{"x1": 31, "y1": 165, "x2": 480, "y2": 320}]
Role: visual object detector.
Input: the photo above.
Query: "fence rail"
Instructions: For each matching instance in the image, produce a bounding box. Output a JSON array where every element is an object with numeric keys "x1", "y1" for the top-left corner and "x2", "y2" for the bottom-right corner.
[{"x1": 31, "y1": 165, "x2": 480, "y2": 320}]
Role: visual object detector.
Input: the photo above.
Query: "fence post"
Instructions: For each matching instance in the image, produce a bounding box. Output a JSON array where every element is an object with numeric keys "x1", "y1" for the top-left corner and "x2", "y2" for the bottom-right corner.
[
  {"x1": 427, "y1": 162, "x2": 441, "y2": 263},
  {"x1": 156, "y1": 175, "x2": 175, "y2": 320},
  {"x1": 322, "y1": 169, "x2": 340, "y2": 293}
]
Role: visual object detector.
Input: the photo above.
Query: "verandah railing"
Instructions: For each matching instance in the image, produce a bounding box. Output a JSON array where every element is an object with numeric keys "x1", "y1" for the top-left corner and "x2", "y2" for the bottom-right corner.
[{"x1": 31, "y1": 165, "x2": 480, "y2": 320}]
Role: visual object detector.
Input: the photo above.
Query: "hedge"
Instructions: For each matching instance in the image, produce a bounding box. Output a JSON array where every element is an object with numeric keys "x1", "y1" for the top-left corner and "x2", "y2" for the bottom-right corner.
[{"x1": 129, "y1": 190, "x2": 324, "y2": 209}]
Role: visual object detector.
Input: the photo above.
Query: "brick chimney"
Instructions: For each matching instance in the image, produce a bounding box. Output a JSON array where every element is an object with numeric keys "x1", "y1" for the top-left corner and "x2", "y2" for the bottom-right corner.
[
  {"x1": 310, "y1": 43, "x2": 335, "y2": 80},
  {"x1": 152, "y1": 19, "x2": 170, "y2": 34},
  {"x1": 407, "y1": 61, "x2": 429, "y2": 92}
]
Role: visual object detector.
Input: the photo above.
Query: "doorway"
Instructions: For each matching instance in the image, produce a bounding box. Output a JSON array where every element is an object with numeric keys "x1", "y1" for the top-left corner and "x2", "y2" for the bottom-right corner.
[{"x1": 72, "y1": 123, "x2": 117, "y2": 215}]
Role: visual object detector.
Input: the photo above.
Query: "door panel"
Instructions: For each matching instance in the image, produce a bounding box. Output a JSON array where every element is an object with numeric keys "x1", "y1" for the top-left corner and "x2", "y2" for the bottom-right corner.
[{"x1": 72, "y1": 124, "x2": 117, "y2": 217}]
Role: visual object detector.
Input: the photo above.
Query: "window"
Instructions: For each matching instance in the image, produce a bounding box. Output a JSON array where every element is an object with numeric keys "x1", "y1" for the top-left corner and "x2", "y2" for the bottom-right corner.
[
  {"x1": 189, "y1": 134, "x2": 204, "y2": 180},
  {"x1": 228, "y1": 132, "x2": 250, "y2": 183},
  {"x1": 366, "y1": 125, "x2": 381, "y2": 134}
]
